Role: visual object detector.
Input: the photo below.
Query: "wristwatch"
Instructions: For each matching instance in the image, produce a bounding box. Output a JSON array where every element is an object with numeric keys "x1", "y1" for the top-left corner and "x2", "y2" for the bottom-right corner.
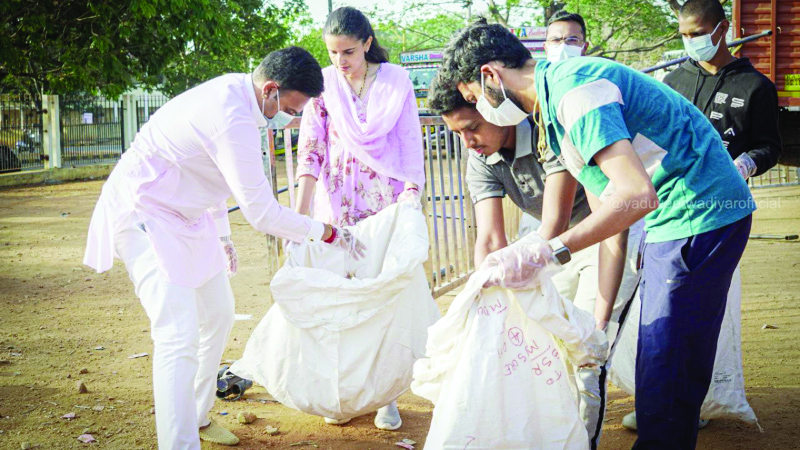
[{"x1": 548, "y1": 237, "x2": 572, "y2": 265}]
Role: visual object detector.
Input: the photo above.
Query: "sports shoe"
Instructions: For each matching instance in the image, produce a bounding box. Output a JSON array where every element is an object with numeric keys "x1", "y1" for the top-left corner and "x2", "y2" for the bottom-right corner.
[
  {"x1": 621, "y1": 412, "x2": 710, "y2": 431},
  {"x1": 374, "y1": 401, "x2": 402, "y2": 431},
  {"x1": 622, "y1": 412, "x2": 638, "y2": 430},
  {"x1": 324, "y1": 417, "x2": 351, "y2": 425},
  {"x1": 199, "y1": 418, "x2": 239, "y2": 446}
]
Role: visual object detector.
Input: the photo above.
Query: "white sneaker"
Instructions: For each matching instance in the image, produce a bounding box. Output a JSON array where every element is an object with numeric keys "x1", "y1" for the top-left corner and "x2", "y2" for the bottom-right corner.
[
  {"x1": 621, "y1": 412, "x2": 710, "y2": 431},
  {"x1": 374, "y1": 401, "x2": 402, "y2": 431},
  {"x1": 622, "y1": 412, "x2": 637, "y2": 430},
  {"x1": 324, "y1": 417, "x2": 351, "y2": 425}
]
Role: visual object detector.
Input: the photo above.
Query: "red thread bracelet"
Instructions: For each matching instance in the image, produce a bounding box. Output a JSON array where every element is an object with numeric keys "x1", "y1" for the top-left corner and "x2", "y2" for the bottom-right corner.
[{"x1": 323, "y1": 226, "x2": 337, "y2": 244}]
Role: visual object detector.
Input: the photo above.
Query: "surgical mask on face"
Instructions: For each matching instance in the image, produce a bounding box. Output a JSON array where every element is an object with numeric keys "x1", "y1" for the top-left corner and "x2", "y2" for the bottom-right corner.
[
  {"x1": 475, "y1": 72, "x2": 529, "y2": 127},
  {"x1": 546, "y1": 42, "x2": 584, "y2": 62},
  {"x1": 683, "y1": 21, "x2": 722, "y2": 62},
  {"x1": 262, "y1": 88, "x2": 293, "y2": 129}
]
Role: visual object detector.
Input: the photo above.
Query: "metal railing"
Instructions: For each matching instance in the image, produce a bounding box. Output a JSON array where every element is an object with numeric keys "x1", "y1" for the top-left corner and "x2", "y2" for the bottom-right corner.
[
  {"x1": 136, "y1": 94, "x2": 169, "y2": 131},
  {"x1": 748, "y1": 164, "x2": 799, "y2": 188},
  {"x1": 255, "y1": 116, "x2": 510, "y2": 298},
  {"x1": 0, "y1": 93, "x2": 45, "y2": 173},
  {"x1": 60, "y1": 94, "x2": 124, "y2": 166},
  {"x1": 420, "y1": 117, "x2": 477, "y2": 296}
]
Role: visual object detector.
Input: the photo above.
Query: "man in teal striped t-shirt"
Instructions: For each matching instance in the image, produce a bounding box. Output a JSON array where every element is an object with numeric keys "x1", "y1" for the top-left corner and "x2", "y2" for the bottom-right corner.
[{"x1": 441, "y1": 19, "x2": 754, "y2": 450}]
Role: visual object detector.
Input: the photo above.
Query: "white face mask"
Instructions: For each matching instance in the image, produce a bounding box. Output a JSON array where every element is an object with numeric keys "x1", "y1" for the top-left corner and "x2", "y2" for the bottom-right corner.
[
  {"x1": 475, "y1": 72, "x2": 529, "y2": 127},
  {"x1": 683, "y1": 21, "x2": 722, "y2": 62},
  {"x1": 546, "y1": 43, "x2": 584, "y2": 62},
  {"x1": 262, "y1": 88, "x2": 293, "y2": 129}
]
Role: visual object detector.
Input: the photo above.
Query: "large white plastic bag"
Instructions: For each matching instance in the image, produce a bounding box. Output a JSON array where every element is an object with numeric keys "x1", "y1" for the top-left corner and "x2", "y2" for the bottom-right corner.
[
  {"x1": 608, "y1": 266, "x2": 758, "y2": 424},
  {"x1": 412, "y1": 252, "x2": 608, "y2": 450},
  {"x1": 231, "y1": 203, "x2": 441, "y2": 419}
]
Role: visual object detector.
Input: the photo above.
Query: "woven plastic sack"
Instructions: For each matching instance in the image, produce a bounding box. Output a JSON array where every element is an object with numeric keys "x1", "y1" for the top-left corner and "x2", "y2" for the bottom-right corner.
[
  {"x1": 412, "y1": 237, "x2": 608, "y2": 450},
  {"x1": 608, "y1": 266, "x2": 758, "y2": 424},
  {"x1": 231, "y1": 203, "x2": 440, "y2": 419}
]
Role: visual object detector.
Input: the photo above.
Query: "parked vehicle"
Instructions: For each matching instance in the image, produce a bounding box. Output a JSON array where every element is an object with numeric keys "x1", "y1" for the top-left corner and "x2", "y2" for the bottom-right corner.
[
  {"x1": 733, "y1": 0, "x2": 799, "y2": 165},
  {"x1": 643, "y1": 1, "x2": 798, "y2": 166},
  {"x1": 0, "y1": 128, "x2": 37, "y2": 154}
]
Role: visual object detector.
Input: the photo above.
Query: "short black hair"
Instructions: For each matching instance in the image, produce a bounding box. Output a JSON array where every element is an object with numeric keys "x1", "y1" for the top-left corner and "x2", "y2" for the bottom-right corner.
[
  {"x1": 441, "y1": 18, "x2": 532, "y2": 85},
  {"x1": 427, "y1": 71, "x2": 475, "y2": 116},
  {"x1": 680, "y1": 0, "x2": 726, "y2": 26},
  {"x1": 253, "y1": 47, "x2": 324, "y2": 97},
  {"x1": 547, "y1": 11, "x2": 587, "y2": 39}
]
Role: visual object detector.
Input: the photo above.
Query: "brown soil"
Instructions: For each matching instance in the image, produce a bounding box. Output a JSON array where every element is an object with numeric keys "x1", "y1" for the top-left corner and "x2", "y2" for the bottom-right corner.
[{"x1": 0, "y1": 180, "x2": 797, "y2": 450}]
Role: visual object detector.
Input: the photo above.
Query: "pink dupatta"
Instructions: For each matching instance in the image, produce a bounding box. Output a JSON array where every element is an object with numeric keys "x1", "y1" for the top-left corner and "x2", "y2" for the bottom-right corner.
[{"x1": 321, "y1": 63, "x2": 425, "y2": 186}]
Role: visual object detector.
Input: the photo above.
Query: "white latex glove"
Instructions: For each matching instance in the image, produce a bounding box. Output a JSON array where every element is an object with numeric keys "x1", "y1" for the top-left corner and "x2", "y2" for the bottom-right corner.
[
  {"x1": 327, "y1": 226, "x2": 367, "y2": 260},
  {"x1": 220, "y1": 236, "x2": 238, "y2": 277},
  {"x1": 734, "y1": 153, "x2": 757, "y2": 180},
  {"x1": 397, "y1": 187, "x2": 422, "y2": 210},
  {"x1": 481, "y1": 233, "x2": 558, "y2": 289}
]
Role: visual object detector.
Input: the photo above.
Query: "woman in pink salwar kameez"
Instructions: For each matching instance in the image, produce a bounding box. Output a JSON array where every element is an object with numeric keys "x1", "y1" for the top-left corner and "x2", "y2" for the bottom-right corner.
[
  {"x1": 296, "y1": 8, "x2": 425, "y2": 228},
  {"x1": 295, "y1": 7, "x2": 425, "y2": 431}
]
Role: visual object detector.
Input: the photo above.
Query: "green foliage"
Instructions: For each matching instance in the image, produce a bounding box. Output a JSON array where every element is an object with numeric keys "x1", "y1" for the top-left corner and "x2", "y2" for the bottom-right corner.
[
  {"x1": 462, "y1": 0, "x2": 681, "y2": 66},
  {"x1": 564, "y1": 0, "x2": 680, "y2": 66},
  {"x1": 294, "y1": 27, "x2": 331, "y2": 69},
  {"x1": 291, "y1": 12, "x2": 463, "y2": 67},
  {"x1": 159, "y1": 0, "x2": 308, "y2": 96},
  {"x1": 375, "y1": 14, "x2": 465, "y2": 62},
  {"x1": 0, "y1": 0, "x2": 305, "y2": 98}
]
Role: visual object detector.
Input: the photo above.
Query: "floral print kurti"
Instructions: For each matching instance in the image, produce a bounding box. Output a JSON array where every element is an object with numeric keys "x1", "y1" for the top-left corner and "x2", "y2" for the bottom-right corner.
[{"x1": 297, "y1": 84, "x2": 409, "y2": 227}]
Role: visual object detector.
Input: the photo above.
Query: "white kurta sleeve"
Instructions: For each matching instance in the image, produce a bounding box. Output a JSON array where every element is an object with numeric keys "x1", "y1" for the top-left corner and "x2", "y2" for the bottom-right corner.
[{"x1": 207, "y1": 122, "x2": 325, "y2": 243}]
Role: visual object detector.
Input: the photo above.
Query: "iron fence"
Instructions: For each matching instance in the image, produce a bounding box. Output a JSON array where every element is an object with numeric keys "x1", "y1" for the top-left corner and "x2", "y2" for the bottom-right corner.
[
  {"x1": 136, "y1": 94, "x2": 169, "y2": 131},
  {"x1": 255, "y1": 116, "x2": 525, "y2": 298},
  {"x1": 748, "y1": 164, "x2": 799, "y2": 188},
  {"x1": 0, "y1": 93, "x2": 45, "y2": 172},
  {"x1": 420, "y1": 117, "x2": 477, "y2": 296},
  {"x1": 60, "y1": 94, "x2": 124, "y2": 166}
]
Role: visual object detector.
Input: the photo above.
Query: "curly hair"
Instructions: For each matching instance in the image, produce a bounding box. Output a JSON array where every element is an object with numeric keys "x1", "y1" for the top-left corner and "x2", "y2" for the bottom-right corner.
[
  {"x1": 427, "y1": 71, "x2": 475, "y2": 116},
  {"x1": 441, "y1": 18, "x2": 532, "y2": 85}
]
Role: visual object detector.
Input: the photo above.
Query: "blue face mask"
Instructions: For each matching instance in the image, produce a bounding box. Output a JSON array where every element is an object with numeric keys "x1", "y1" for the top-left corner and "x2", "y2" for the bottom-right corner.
[
  {"x1": 261, "y1": 88, "x2": 293, "y2": 129},
  {"x1": 683, "y1": 21, "x2": 722, "y2": 62}
]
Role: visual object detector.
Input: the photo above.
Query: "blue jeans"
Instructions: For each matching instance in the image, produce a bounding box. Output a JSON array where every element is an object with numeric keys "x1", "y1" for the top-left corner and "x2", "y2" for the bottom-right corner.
[{"x1": 632, "y1": 215, "x2": 752, "y2": 450}]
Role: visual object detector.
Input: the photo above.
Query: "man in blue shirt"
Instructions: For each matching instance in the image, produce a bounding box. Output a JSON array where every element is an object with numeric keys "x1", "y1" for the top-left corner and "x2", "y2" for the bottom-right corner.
[{"x1": 441, "y1": 19, "x2": 754, "y2": 450}]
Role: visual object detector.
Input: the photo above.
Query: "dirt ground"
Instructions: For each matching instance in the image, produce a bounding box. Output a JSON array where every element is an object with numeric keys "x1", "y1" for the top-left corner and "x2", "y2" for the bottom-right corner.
[{"x1": 0, "y1": 179, "x2": 798, "y2": 450}]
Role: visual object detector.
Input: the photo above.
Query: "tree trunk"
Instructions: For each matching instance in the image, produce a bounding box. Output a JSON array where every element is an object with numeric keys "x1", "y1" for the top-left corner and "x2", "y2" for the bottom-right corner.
[{"x1": 544, "y1": 1, "x2": 567, "y2": 24}]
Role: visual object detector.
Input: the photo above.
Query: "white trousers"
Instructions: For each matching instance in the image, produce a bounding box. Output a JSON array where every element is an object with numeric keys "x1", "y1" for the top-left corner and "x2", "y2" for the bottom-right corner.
[{"x1": 115, "y1": 219, "x2": 235, "y2": 450}]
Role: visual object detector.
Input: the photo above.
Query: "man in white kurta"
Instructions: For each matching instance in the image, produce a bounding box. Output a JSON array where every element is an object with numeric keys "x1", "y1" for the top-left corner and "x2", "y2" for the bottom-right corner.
[{"x1": 83, "y1": 47, "x2": 360, "y2": 449}]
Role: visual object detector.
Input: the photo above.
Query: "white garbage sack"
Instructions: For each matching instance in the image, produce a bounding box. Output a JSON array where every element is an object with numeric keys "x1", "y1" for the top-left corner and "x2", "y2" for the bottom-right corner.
[
  {"x1": 518, "y1": 212, "x2": 542, "y2": 239},
  {"x1": 230, "y1": 203, "x2": 441, "y2": 420},
  {"x1": 608, "y1": 266, "x2": 758, "y2": 424},
  {"x1": 412, "y1": 244, "x2": 608, "y2": 450}
]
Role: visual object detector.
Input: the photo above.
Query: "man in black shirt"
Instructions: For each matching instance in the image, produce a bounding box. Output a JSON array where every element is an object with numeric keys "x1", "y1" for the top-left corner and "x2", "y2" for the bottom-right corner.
[{"x1": 663, "y1": 0, "x2": 782, "y2": 179}]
